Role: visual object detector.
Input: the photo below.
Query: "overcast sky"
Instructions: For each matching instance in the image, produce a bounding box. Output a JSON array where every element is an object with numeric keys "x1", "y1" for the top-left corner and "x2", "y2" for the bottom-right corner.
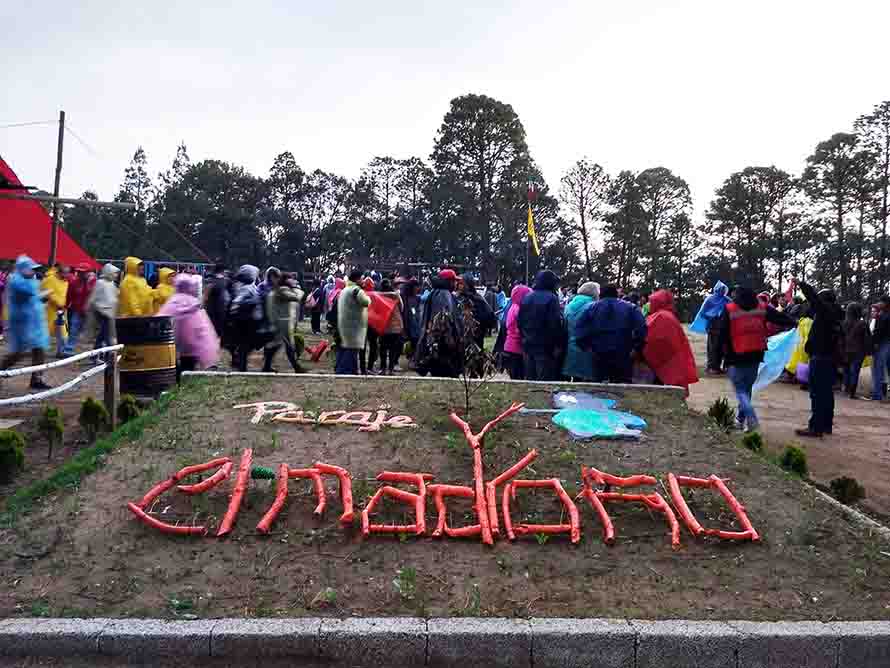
[{"x1": 2, "y1": 0, "x2": 888, "y2": 219}]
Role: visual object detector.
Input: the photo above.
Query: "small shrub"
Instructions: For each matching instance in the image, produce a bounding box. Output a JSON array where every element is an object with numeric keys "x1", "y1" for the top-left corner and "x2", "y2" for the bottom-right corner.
[
  {"x1": 0, "y1": 430, "x2": 26, "y2": 483},
  {"x1": 707, "y1": 397, "x2": 736, "y2": 433},
  {"x1": 393, "y1": 566, "x2": 417, "y2": 601},
  {"x1": 38, "y1": 406, "x2": 64, "y2": 461},
  {"x1": 830, "y1": 476, "x2": 866, "y2": 505},
  {"x1": 741, "y1": 431, "x2": 763, "y2": 453},
  {"x1": 79, "y1": 397, "x2": 110, "y2": 442},
  {"x1": 780, "y1": 446, "x2": 808, "y2": 476},
  {"x1": 118, "y1": 394, "x2": 142, "y2": 424}
]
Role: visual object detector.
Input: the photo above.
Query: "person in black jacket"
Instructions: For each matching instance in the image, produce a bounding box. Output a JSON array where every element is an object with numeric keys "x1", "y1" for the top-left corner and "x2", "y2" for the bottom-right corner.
[
  {"x1": 869, "y1": 295, "x2": 890, "y2": 401},
  {"x1": 458, "y1": 274, "x2": 496, "y2": 349},
  {"x1": 518, "y1": 270, "x2": 567, "y2": 381},
  {"x1": 794, "y1": 281, "x2": 842, "y2": 437},
  {"x1": 204, "y1": 263, "x2": 231, "y2": 340}
]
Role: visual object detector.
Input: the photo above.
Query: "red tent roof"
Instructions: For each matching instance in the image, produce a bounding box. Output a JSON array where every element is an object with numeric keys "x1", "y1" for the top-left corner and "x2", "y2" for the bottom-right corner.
[{"x1": 0, "y1": 156, "x2": 100, "y2": 269}]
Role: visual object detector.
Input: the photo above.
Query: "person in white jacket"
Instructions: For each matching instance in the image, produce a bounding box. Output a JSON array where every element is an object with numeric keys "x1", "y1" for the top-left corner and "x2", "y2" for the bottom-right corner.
[{"x1": 89, "y1": 263, "x2": 121, "y2": 351}]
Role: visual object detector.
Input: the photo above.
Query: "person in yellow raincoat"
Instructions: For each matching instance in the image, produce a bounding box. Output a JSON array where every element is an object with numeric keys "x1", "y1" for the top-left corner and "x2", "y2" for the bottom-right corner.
[
  {"x1": 41, "y1": 264, "x2": 71, "y2": 357},
  {"x1": 152, "y1": 267, "x2": 176, "y2": 313},
  {"x1": 118, "y1": 256, "x2": 153, "y2": 317}
]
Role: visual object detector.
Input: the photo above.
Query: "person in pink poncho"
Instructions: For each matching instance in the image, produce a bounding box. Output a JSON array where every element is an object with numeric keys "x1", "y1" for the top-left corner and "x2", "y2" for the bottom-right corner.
[
  {"x1": 503, "y1": 284, "x2": 532, "y2": 379},
  {"x1": 158, "y1": 274, "x2": 220, "y2": 378}
]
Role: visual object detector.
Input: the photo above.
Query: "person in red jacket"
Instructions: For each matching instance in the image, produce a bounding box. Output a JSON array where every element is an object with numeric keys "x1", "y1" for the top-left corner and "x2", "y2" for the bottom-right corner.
[
  {"x1": 642, "y1": 290, "x2": 698, "y2": 396},
  {"x1": 62, "y1": 263, "x2": 96, "y2": 356},
  {"x1": 717, "y1": 286, "x2": 795, "y2": 432}
]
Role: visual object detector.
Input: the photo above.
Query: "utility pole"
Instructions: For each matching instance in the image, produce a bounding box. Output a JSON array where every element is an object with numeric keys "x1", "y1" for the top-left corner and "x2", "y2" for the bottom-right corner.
[{"x1": 48, "y1": 110, "x2": 65, "y2": 267}]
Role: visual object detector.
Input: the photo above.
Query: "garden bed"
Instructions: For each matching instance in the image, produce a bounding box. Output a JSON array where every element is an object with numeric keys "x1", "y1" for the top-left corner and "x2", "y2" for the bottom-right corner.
[{"x1": 1, "y1": 375, "x2": 888, "y2": 622}]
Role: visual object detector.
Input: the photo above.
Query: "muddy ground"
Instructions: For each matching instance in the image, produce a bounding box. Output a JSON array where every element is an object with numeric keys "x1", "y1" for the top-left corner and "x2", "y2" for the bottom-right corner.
[
  {"x1": 2, "y1": 374, "x2": 889, "y2": 622},
  {"x1": 685, "y1": 330, "x2": 890, "y2": 521}
]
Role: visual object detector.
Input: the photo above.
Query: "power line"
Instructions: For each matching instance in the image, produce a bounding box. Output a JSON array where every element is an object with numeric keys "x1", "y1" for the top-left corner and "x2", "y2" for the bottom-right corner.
[
  {"x1": 64, "y1": 125, "x2": 104, "y2": 160},
  {"x1": 0, "y1": 119, "x2": 56, "y2": 130}
]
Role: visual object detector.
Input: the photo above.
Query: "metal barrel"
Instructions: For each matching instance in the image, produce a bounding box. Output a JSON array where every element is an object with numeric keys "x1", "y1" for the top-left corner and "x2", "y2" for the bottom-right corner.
[{"x1": 116, "y1": 316, "x2": 177, "y2": 396}]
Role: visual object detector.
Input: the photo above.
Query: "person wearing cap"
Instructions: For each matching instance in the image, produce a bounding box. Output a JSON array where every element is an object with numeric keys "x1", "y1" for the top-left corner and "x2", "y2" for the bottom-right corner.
[
  {"x1": 416, "y1": 269, "x2": 463, "y2": 377},
  {"x1": 518, "y1": 270, "x2": 567, "y2": 381},
  {"x1": 62, "y1": 263, "x2": 96, "y2": 356},
  {"x1": 0, "y1": 255, "x2": 52, "y2": 389}
]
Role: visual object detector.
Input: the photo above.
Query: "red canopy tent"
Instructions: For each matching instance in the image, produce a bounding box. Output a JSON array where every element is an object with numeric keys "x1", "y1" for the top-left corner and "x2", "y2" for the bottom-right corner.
[{"x1": 0, "y1": 155, "x2": 100, "y2": 269}]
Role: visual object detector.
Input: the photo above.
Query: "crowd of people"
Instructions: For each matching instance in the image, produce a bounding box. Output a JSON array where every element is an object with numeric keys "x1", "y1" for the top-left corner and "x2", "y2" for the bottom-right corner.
[
  {"x1": 694, "y1": 280, "x2": 890, "y2": 438},
  {"x1": 3, "y1": 252, "x2": 888, "y2": 445}
]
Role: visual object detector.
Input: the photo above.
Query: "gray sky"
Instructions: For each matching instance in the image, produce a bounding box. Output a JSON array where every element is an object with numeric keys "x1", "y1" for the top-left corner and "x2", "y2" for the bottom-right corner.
[{"x1": 2, "y1": 0, "x2": 888, "y2": 218}]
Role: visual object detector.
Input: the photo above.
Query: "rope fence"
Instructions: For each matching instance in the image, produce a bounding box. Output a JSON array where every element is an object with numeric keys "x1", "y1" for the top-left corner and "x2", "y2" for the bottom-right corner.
[
  {"x1": 0, "y1": 345, "x2": 122, "y2": 425},
  {"x1": 0, "y1": 345, "x2": 123, "y2": 379}
]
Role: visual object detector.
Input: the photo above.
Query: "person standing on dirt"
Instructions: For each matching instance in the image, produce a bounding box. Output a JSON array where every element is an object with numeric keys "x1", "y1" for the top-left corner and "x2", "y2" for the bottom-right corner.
[
  {"x1": 90, "y1": 263, "x2": 120, "y2": 352},
  {"x1": 41, "y1": 263, "x2": 70, "y2": 358},
  {"x1": 717, "y1": 286, "x2": 794, "y2": 433},
  {"x1": 869, "y1": 295, "x2": 890, "y2": 402},
  {"x1": 842, "y1": 302, "x2": 871, "y2": 400},
  {"x1": 416, "y1": 269, "x2": 463, "y2": 377},
  {"x1": 263, "y1": 271, "x2": 305, "y2": 373},
  {"x1": 307, "y1": 279, "x2": 325, "y2": 335},
  {"x1": 227, "y1": 265, "x2": 265, "y2": 372},
  {"x1": 791, "y1": 281, "x2": 842, "y2": 437},
  {"x1": 518, "y1": 270, "x2": 567, "y2": 381},
  {"x1": 61, "y1": 263, "x2": 95, "y2": 356},
  {"x1": 204, "y1": 263, "x2": 232, "y2": 340},
  {"x1": 458, "y1": 274, "x2": 496, "y2": 350},
  {"x1": 575, "y1": 284, "x2": 646, "y2": 384},
  {"x1": 0, "y1": 256, "x2": 52, "y2": 390},
  {"x1": 335, "y1": 269, "x2": 372, "y2": 375},
  {"x1": 690, "y1": 280, "x2": 731, "y2": 375}
]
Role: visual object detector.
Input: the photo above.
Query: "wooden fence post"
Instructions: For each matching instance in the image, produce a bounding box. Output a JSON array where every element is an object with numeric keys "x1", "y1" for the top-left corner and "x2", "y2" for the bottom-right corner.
[{"x1": 104, "y1": 352, "x2": 119, "y2": 429}]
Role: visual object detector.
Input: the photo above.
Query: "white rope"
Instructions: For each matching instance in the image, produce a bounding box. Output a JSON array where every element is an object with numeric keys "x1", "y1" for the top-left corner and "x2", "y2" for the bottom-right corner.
[
  {"x1": 0, "y1": 362, "x2": 107, "y2": 407},
  {"x1": 0, "y1": 345, "x2": 122, "y2": 379}
]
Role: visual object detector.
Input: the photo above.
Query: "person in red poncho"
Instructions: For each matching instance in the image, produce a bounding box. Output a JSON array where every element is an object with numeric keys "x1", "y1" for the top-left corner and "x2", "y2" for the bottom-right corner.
[{"x1": 642, "y1": 290, "x2": 699, "y2": 395}]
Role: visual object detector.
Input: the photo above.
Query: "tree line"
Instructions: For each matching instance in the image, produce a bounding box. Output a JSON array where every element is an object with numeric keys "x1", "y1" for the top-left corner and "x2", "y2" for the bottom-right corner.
[{"x1": 63, "y1": 95, "x2": 890, "y2": 317}]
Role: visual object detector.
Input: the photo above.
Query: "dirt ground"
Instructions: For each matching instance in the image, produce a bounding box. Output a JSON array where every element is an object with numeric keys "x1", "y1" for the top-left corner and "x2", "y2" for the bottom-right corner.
[
  {"x1": 685, "y1": 331, "x2": 890, "y2": 521},
  {"x1": 2, "y1": 374, "x2": 890, "y2": 623}
]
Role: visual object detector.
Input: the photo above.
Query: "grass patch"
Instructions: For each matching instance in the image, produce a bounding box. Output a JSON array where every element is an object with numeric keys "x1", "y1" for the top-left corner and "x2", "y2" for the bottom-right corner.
[{"x1": 0, "y1": 384, "x2": 184, "y2": 526}]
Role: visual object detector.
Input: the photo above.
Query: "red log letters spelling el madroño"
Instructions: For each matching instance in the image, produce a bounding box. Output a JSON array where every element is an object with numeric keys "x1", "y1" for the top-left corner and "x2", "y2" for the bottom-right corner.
[{"x1": 127, "y1": 403, "x2": 760, "y2": 547}]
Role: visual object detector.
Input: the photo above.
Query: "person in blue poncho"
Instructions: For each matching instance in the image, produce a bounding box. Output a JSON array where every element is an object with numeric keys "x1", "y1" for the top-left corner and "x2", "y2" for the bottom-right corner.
[
  {"x1": 690, "y1": 280, "x2": 731, "y2": 374},
  {"x1": 0, "y1": 255, "x2": 52, "y2": 390}
]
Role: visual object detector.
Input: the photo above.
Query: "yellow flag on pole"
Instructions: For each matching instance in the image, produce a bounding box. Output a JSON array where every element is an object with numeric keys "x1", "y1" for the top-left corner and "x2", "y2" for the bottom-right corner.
[{"x1": 527, "y1": 203, "x2": 540, "y2": 255}]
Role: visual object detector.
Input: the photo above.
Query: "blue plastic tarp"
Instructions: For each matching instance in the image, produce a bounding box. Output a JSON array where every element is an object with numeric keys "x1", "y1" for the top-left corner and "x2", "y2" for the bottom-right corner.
[
  {"x1": 550, "y1": 391, "x2": 646, "y2": 440},
  {"x1": 753, "y1": 328, "x2": 799, "y2": 394}
]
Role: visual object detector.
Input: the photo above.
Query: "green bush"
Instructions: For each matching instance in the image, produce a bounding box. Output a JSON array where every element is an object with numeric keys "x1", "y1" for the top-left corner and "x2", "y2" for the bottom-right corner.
[
  {"x1": 79, "y1": 397, "x2": 110, "y2": 442},
  {"x1": 118, "y1": 394, "x2": 142, "y2": 424},
  {"x1": 741, "y1": 431, "x2": 764, "y2": 453},
  {"x1": 707, "y1": 397, "x2": 737, "y2": 433},
  {"x1": 780, "y1": 446, "x2": 808, "y2": 476},
  {"x1": 38, "y1": 406, "x2": 65, "y2": 461},
  {"x1": 830, "y1": 476, "x2": 866, "y2": 505},
  {"x1": 0, "y1": 430, "x2": 26, "y2": 483}
]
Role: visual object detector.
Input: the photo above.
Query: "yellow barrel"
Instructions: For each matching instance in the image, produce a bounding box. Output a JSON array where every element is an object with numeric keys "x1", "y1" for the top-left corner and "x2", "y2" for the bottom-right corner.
[{"x1": 116, "y1": 316, "x2": 177, "y2": 396}]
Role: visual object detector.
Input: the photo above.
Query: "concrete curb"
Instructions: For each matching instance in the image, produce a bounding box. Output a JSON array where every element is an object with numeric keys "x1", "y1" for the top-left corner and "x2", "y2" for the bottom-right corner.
[
  {"x1": 2, "y1": 617, "x2": 890, "y2": 667},
  {"x1": 182, "y1": 370, "x2": 687, "y2": 397}
]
